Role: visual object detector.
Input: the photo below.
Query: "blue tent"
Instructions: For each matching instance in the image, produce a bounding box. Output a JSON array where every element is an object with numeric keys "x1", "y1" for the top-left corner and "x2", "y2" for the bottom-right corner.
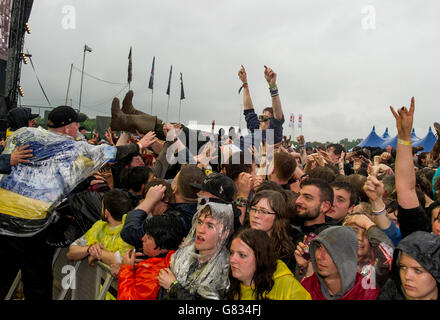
[
  {"x1": 357, "y1": 126, "x2": 385, "y2": 148},
  {"x1": 382, "y1": 128, "x2": 390, "y2": 139},
  {"x1": 413, "y1": 127, "x2": 438, "y2": 152},
  {"x1": 381, "y1": 132, "x2": 425, "y2": 149},
  {"x1": 411, "y1": 128, "x2": 421, "y2": 142}
]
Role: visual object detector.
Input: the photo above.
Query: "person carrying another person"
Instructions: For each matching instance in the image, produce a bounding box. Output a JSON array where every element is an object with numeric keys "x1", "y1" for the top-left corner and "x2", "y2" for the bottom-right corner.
[
  {"x1": 238, "y1": 65, "x2": 285, "y2": 147},
  {"x1": 0, "y1": 105, "x2": 156, "y2": 300}
]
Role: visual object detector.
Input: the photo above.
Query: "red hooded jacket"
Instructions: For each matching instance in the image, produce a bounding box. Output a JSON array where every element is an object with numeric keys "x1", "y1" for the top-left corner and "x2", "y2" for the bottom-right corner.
[
  {"x1": 301, "y1": 272, "x2": 379, "y2": 300},
  {"x1": 117, "y1": 250, "x2": 175, "y2": 300}
]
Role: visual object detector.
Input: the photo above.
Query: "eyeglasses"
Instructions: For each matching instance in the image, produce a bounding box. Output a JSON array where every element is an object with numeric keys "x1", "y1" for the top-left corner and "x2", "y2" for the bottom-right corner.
[{"x1": 249, "y1": 206, "x2": 276, "y2": 215}]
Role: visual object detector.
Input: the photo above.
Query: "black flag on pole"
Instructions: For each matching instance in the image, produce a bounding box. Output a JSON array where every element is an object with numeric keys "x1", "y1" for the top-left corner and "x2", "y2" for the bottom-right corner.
[
  {"x1": 166, "y1": 65, "x2": 172, "y2": 95},
  {"x1": 148, "y1": 56, "x2": 155, "y2": 89},
  {"x1": 180, "y1": 72, "x2": 185, "y2": 100},
  {"x1": 128, "y1": 47, "x2": 132, "y2": 84}
]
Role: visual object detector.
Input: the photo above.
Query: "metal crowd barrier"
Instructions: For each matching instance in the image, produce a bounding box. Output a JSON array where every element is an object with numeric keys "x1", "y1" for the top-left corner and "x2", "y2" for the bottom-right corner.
[{"x1": 5, "y1": 247, "x2": 118, "y2": 300}]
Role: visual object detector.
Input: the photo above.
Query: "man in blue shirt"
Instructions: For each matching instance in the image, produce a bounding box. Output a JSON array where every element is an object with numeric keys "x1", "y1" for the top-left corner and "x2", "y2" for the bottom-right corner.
[{"x1": 238, "y1": 65, "x2": 285, "y2": 146}]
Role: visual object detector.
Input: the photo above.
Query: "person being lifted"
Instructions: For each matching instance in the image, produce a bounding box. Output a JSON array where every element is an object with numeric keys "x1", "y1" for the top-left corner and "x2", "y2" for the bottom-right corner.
[{"x1": 238, "y1": 65, "x2": 285, "y2": 148}]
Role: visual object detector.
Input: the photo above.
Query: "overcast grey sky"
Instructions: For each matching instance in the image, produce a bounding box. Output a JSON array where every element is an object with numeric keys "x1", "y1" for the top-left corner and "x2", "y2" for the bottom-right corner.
[{"x1": 20, "y1": 0, "x2": 440, "y2": 142}]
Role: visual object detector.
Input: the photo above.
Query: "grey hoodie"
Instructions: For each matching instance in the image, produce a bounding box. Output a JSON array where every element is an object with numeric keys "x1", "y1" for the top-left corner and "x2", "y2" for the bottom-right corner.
[{"x1": 309, "y1": 226, "x2": 359, "y2": 299}]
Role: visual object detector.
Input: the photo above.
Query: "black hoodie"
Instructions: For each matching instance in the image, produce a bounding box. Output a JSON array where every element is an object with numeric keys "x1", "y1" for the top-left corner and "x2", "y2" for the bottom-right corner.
[{"x1": 377, "y1": 231, "x2": 440, "y2": 300}]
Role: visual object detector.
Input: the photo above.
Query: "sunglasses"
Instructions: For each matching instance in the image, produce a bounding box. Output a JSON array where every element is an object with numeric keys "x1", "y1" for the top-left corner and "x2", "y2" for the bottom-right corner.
[{"x1": 258, "y1": 115, "x2": 270, "y2": 122}]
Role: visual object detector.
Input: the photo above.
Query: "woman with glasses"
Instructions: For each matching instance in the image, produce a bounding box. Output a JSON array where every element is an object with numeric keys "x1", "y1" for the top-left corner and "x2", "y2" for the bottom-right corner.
[
  {"x1": 245, "y1": 189, "x2": 296, "y2": 272},
  {"x1": 226, "y1": 228, "x2": 311, "y2": 300}
]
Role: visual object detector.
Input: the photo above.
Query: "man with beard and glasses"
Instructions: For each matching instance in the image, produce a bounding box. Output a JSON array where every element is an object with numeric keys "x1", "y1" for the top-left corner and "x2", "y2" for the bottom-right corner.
[{"x1": 66, "y1": 189, "x2": 134, "y2": 267}]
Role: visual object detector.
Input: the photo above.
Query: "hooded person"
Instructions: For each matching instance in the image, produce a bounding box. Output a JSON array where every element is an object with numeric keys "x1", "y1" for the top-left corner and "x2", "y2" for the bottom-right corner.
[
  {"x1": 300, "y1": 226, "x2": 380, "y2": 300},
  {"x1": 377, "y1": 231, "x2": 440, "y2": 300},
  {"x1": 157, "y1": 202, "x2": 234, "y2": 300}
]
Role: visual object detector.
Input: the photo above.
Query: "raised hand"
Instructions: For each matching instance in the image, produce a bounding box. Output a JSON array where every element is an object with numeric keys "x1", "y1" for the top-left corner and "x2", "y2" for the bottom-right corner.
[
  {"x1": 344, "y1": 214, "x2": 376, "y2": 231},
  {"x1": 297, "y1": 135, "x2": 305, "y2": 146},
  {"x1": 237, "y1": 172, "x2": 253, "y2": 198},
  {"x1": 139, "y1": 130, "x2": 157, "y2": 149},
  {"x1": 104, "y1": 128, "x2": 115, "y2": 145},
  {"x1": 390, "y1": 96, "x2": 415, "y2": 140},
  {"x1": 145, "y1": 185, "x2": 167, "y2": 204},
  {"x1": 238, "y1": 65, "x2": 248, "y2": 84},
  {"x1": 294, "y1": 235, "x2": 310, "y2": 268},
  {"x1": 364, "y1": 165, "x2": 385, "y2": 201},
  {"x1": 264, "y1": 65, "x2": 277, "y2": 86}
]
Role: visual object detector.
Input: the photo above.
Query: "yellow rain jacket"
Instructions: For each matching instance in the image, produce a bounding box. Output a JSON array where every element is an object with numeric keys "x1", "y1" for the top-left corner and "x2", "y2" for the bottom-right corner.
[
  {"x1": 84, "y1": 214, "x2": 133, "y2": 256},
  {"x1": 237, "y1": 260, "x2": 312, "y2": 300}
]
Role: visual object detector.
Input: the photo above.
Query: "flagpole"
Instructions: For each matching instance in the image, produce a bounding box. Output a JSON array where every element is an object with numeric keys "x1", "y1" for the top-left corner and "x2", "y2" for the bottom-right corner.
[
  {"x1": 166, "y1": 95, "x2": 170, "y2": 122},
  {"x1": 179, "y1": 100, "x2": 181, "y2": 123},
  {"x1": 150, "y1": 88, "x2": 154, "y2": 114}
]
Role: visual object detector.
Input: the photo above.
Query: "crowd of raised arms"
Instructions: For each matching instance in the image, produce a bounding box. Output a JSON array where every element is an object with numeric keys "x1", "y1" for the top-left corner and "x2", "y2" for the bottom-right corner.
[{"x1": 0, "y1": 65, "x2": 439, "y2": 301}]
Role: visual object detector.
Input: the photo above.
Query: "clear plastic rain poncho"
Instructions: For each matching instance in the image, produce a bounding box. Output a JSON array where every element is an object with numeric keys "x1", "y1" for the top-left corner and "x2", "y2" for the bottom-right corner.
[
  {"x1": 0, "y1": 127, "x2": 117, "y2": 237},
  {"x1": 169, "y1": 202, "x2": 234, "y2": 300}
]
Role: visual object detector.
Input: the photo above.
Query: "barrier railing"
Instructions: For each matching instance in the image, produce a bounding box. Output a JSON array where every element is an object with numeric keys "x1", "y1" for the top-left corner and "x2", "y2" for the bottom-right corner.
[{"x1": 5, "y1": 247, "x2": 118, "y2": 300}]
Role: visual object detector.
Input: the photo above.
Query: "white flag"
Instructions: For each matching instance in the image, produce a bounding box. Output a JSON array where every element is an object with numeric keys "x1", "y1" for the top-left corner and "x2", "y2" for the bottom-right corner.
[
  {"x1": 289, "y1": 113, "x2": 295, "y2": 128},
  {"x1": 298, "y1": 114, "x2": 303, "y2": 129}
]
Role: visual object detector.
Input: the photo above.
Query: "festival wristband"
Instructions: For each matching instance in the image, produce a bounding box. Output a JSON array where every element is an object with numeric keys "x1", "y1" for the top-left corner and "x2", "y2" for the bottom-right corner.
[
  {"x1": 397, "y1": 139, "x2": 412, "y2": 146},
  {"x1": 372, "y1": 206, "x2": 386, "y2": 216}
]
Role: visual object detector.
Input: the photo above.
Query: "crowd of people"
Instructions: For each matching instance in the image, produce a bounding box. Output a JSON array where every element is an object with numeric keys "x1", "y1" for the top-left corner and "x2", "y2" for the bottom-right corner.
[{"x1": 0, "y1": 65, "x2": 439, "y2": 302}]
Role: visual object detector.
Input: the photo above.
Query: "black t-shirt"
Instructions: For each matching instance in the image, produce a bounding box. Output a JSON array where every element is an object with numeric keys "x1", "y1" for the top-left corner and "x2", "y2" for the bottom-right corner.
[{"x1": 397, "y1": 204, "x2": 431, "y2": 239}]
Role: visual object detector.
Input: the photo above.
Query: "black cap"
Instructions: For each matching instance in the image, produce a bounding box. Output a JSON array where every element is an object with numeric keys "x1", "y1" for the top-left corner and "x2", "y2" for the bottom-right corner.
[
  {"x1": 7, "y1": 107, "x2": 39, "y2": 130},
  {"x1": 190, "y1": 173, "x2": 237, "y2": 203},
  {"x1": 47, "y1": 105, "x2": 87, "y2": 128}
]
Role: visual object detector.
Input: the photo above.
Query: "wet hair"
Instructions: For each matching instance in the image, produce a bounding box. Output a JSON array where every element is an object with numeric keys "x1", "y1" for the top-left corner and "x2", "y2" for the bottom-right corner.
[
  {"x1": 426, "y1": 201, "x2": 440, "y2": 222},
  {"x1": 120, "y1": 166, "x2": 153, "y2": 193},
  {"x1": 255, "y1": 180, "x2": 285, "y2": 194},
  {"x1": 226, "y1": 228, "x2": 276, "y2": 300},
  {"x1": 307, "y1": 166, "x2": 336, "y2": 184},
  {"x1": 416, "y1": 171, "x2": 433, "y2": 199},
  {"x1": 262, "y1": 107, "x2": 273, "y2": 116},
  {"x1": 417, "y1": 152, "x2": 429, "y2": 167},
  {"x1": 345, "y1": 174, "x2": 369, "y2": 203},
  {"x1": 177, "y1": 164, "x2": 205, "y2": 201},
  {"x1": 418, "y1": 168, "x2": 435, "y2": 183},
  {"x1": 327, "y1": 144, "x2": 345, "y2": 156},
  {"x1": 142, "y1": 178, "x2": 174, "y2": 203},
  {"x1": 223, "y1": 152, "x2": 252, "y2": 181},
  {"x1": 273, "y1": 152, "x2": 297, "y2": 181},
  {"x1": 102, "y1": 189, "x2": 132, "y2": 221},
  {"x1": 144, "y1": 214, "x2": 186, "y2": 251},
  {"x1": 284, "y1": 190, "x2": 301, "y2": 226},
  {"x1": 247, "y1": 190, "x2": 294, "y2": 262},
  {"x1": 300, "y1": 178, "x2": 334, "y2": 206},
  {"x1": 331, "y1": 180, "x2": 358, "y2": 206},
  {"x1": 382, "y1": 174, "x2": 396, "y2": 198}
]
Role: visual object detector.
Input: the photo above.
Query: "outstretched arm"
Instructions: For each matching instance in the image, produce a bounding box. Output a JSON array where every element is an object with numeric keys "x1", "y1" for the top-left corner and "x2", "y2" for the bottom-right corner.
[
  {"x1": 238, "y1": 65, "x2": 254, "y2": 111},
  {"x1": 390, "y1": 97, "x2": 418, "y2": 209},
  {"x1": 264, "y1": 65, "x2": 283, "y2": 121}
]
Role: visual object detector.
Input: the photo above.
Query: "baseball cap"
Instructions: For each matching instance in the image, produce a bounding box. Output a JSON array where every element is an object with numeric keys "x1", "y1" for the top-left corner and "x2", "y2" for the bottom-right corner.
[
  {"x1": 190, "y1": 172, "x2": 237, "y2": 203},
  {"x1": 47, "y1": 105, "x2": 87, "y2": 128},
  {"x1": 7, "y1": 107, "x2": 39, "y2": 130}
]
